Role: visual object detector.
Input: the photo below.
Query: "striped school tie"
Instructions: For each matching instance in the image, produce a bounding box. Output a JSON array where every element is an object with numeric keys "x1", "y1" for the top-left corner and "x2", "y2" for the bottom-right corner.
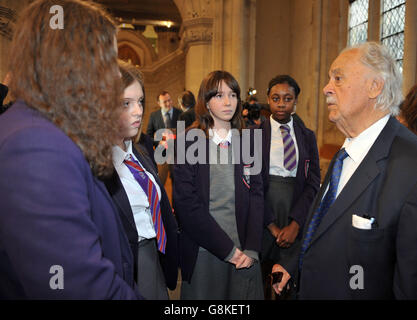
[
  {"x1": 298, "y1": 148, "x2": 349, "y2": 271},
  {"x1": 280, "y1": 124, "x2": 297, "y2": 171},
  {"x1": 124, "y1": 155, "x2": 166, "y2": 254}
]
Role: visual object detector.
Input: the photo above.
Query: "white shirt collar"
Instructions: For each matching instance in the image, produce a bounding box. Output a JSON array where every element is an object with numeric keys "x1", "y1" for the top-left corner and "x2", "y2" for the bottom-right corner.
[
  {"x1": 209, "y1": 128, "x2": 233, "y2": 145},
  {"x1": 270, "y1": 115, "x2": 294, "y2": 132},
  {"x1": 342, "y1": 115, "x2": 390, "y2": 163},
  {"x1": 112, "y1": 140, "x2": 134, "y2": 167}
]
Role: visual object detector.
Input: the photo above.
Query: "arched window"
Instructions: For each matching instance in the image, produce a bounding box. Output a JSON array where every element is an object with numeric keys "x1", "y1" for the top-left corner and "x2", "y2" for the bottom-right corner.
[
  {"x1": 380, "y1": 0, "x2": 406, "y2": 73},
  {"x1": 347, "y1": 0, "x2": 369, "y2": 46}
]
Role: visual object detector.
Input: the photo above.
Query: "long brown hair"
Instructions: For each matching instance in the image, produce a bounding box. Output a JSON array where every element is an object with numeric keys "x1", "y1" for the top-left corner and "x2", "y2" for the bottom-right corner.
[
  {"x1": 400, "y1": 84, "x2": 417, "y2": 135},
  {"x1": 193, "y1": 70, "x2": 244, "y2": 137},
  {"x1": 8, "y1": 0, "x2": 121, "y2": 177},
  {"x1": 118, "y1": 60, "x2": 145, "y2": 143}
]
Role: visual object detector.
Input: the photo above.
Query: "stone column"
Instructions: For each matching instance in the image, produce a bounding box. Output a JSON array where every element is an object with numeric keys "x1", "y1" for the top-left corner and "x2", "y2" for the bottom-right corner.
[
  {"x1": 174, "y1": 0, "x2": 255, "y2": 98},
  {"x1": 180, "y1": 17, "x2": 213, "y2": 96}
]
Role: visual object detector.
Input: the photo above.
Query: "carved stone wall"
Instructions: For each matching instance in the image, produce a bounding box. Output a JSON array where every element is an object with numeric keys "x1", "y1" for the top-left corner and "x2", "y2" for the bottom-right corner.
[
  {"x1": 140, "y1": 50, "x2": 186, "y2": 131},
  {"x1": 174, "y1": 0, "x2": 256, "y2": 100}
]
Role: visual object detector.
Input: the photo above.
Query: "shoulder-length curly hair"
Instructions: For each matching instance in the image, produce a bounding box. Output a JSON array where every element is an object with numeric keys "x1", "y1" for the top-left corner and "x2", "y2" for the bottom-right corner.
[
  {"x1": 193, "y1": 70, "x2": 244, "y2": 137},
  {"x1": 8, "y1": 0, "x2": 122, "y2": 177},
  {"x1": 400, "y1": 84, "x2": 417, "y2": 135}
]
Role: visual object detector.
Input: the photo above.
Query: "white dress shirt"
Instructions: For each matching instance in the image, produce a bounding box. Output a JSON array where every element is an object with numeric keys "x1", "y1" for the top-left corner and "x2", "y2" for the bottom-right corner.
[
  {"x1": 209, "y1": 128, "x2": 233, "y2": 145},
  {"x1": 269, "y1": 115, "x2": 299, "y2": 177},
  {"x1": 112, "y1": 140, "x2": 161, "y2": 241},
  {"x1": 333, "y1": 114, "x2": 390, "y2": 198}
]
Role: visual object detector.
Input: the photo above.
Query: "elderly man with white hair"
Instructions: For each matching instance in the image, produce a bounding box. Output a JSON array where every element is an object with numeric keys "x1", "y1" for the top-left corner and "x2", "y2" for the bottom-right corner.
[{"x1": 271, "y1": 42, "x2": 417, "y2": 299}]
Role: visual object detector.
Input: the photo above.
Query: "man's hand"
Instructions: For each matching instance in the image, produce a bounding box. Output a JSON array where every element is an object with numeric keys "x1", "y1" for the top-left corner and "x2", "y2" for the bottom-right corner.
[
  {"x1": 271, "y1": 264, "x2": 291, "y2": 295},
  {"x1": 277, "y1": 220, "x2": 299, "y2": 248},
  {"x1": 228, "y1": 248, "x2": 254, "y2": 269}
]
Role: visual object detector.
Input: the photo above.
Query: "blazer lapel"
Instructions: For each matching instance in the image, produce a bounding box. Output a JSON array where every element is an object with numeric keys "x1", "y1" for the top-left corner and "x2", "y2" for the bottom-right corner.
[
  {"x1": 105, "y1": 171, "x2": 137, "y2": 232},
  {"x1": 262, "y1": 119, "x2": 272, "y2": 176},
  {"x1": 194, "y1": 138, "x2": 210, "y2": 212},
  {"x1": 300, "y1": 155, "x2": 333, "y2": 240},
  {"x1": 309, "y1": 117, "x2": 399, "y2": 247},
  {"x1": 157, "y1": 110, "x2": 165, "y2": 129}
]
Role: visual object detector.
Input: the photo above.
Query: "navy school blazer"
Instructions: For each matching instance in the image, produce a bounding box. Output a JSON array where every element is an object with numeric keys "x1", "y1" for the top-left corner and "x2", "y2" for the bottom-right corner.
[
  {"x1": 0, "y1": 101, "x2": 141, "y2": 299},
  {"x1": 103, "y1": 144, "x2": 179, "y2": 290},
  {"x1": 173, "y1": 129, "x2": 265, "y2": 282},
  {"x1": 259, "y1": 118, "x2": 320, "y2": 230}
]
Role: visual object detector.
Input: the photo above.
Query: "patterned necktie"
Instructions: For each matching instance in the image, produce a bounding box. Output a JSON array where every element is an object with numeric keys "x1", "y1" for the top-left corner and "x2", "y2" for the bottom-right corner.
[
  {"x1": 124, "y1": 155, "x2": 166, "y2": 254},
  {"x1": 298, "y1": 148, "x2": 349, "y2": 271},
  {"x1": 280, "y1": 124, "x2": 297, "y2": 171},
  {"x1": 164, "y1": 112, "x2": 171, "y2": 128}
]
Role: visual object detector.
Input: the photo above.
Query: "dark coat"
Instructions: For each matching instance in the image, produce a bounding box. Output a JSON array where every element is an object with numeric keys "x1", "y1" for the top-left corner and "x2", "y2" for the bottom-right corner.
[
  {"x1": 0, "y1": 101, "x2": 141, "y2": 299},
  {"x1": 281, "y1": 117, "x2": 417, "y2": 299},
  {"x1": 178, "y1": 107, "x2": 196, "y2": 130}
]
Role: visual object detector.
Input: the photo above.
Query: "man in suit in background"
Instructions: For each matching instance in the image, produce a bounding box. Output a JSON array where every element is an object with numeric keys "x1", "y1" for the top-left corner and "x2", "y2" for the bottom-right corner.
[
  {"x1": 146, "y1": 91, "x2": 182, "y2": 185},
  {"x1": 273, "y1": 41, "x2": 417, "y2": 299},
  {"x1": 178, "y1": 90, "x2": 196, "y2": 130}
]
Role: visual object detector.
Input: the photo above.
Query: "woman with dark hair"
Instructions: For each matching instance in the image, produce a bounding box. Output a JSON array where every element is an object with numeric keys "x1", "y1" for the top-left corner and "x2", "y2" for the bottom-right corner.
[
  {"x1": 258, "y1": 75, "x2": 320, "y2": 299},
  {"x1": 104, "y1": 61, "x2": 178, "y2": 299},
  {"x1": 178, "y1": 90, "x2": 196, "y2": 129},
  {"x1": 398, "y1": 84, "x2": 417, "y2": 135},
  {"x1": 0, "y1": 0, "x2": 140, "y2": 299},
  {"x1": 173, "y1": 70, "x2": 264, "y2": 299}
]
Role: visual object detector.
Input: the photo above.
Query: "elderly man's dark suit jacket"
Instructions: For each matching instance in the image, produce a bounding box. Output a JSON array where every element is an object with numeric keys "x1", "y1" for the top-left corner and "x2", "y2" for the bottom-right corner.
[
  {"x1": 259, "y1": 118, "x2": 320, "y2": 229},
  {"x1": 103, "y1": 145, "x2": 179, "y2": 290},
  {"x1": 281, "y1": 117, "x2": 417, "y2": 299}
]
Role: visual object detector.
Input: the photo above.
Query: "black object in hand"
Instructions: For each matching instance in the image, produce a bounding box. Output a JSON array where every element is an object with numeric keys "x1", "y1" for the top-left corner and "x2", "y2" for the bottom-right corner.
[{"x1": 271, "y1": 271, "x2": 283, "y2": 285}]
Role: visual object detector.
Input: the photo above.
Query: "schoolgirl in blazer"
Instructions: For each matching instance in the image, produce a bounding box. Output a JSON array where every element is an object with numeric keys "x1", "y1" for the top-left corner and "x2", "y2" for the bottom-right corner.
[
  {"x1": 173, "y1": 70, "x2": 265, "y2": 300},
  {"x1": 104, "y1": 61, "x2": 178, "y2": 299}
]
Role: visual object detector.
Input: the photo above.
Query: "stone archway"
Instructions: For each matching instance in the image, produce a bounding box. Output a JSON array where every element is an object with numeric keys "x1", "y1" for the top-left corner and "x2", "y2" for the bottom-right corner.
[{"x1": 117, "y1": 29, "x2": 158, "y2": 67}]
